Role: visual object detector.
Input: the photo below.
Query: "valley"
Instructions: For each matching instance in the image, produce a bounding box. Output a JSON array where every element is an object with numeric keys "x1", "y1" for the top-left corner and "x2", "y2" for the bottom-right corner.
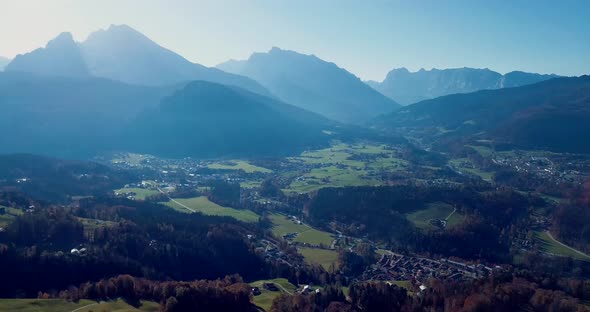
[{"x1": 0, "y1": 7, "x2": 589, "y2": 311}]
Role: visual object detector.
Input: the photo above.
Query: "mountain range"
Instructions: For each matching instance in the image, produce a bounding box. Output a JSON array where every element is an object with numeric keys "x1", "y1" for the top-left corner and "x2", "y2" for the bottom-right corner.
[
  {"x1": 4, "y1": 25, "x2": 270, "y2": 96},
  {"x1": 217, "y1": 47, "x2": 400, "y2": 124},
  {"x1": 0, "y1": 70, "x2": 333, "y2": 158},
  {"x1": 1, "y1": 25, "x2": 586, "y2": 158},
  {"x1": 366, "y1": 67, "x2": 559, "y2": 105},
  {"x1": 372, "y1": 75, "x2": 590, "y2": 153},
  {"x1": 0, "y1": 56, "x2": 11, "y2": 71}
]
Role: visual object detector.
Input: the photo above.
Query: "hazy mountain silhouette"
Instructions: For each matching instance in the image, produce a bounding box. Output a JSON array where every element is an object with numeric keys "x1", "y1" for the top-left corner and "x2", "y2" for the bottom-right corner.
[
  {"x1": 4, "y1": 32, "x2": 90, "y2": 78},
  {"x1": 373, "y1": 76, "x2": 590, "y2": 153},
  {"x1": 217, "y1": 47, "x2": 400, "y2": 124},
  {"x1": 130, "y1": 80, "x2": 332, "y2": 158},
  {"x1": 4, "y1": 25, "x2": 271, "y2": 96},
  {"x1": 79, "y1": 24, "x2": 271, "y2": 95},
  {"x1": 367, "y1": 67, "x2": 559, "y2": 105},
  {"x1": 0, "y1": 71, "x2": 177, "y2": 157},
  {"x1": 0, "y1": 56, "x2": 10, "y2": 71}
]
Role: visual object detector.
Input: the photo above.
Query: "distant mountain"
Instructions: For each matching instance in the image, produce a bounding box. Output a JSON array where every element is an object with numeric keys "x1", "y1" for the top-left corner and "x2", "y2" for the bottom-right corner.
[
  {"x1": 4, "y1": 25, "x2": 271, "y2": 96},
  {"x1": 4, "y1": 32, "x2": 90, "y2": 78},
  {"x1": 373, "y1": 76, "x2": 590, "y2": 153},
  {"x1": 217, "y1": 47, "x2": 400, "y2": 124},
  {"x1": 0, "y1": 56, "x2": 10, "y2": 71},
  {"x1": 79, "y1": 24, "x2": 270, "y2": 95},
  {"x1": 0, "y1": 72, "x2": 177, "y2": 157},
  {"x1": 367, "y1": 67, "x2": 559, "y2": 105},
  {"x1": 129, "y1": 80, "x2": 332, "y2": 158}
]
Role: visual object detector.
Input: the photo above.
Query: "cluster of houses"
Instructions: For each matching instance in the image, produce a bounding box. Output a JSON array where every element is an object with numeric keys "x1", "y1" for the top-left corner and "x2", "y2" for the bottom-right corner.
[
  {"x1": 255, "y1": 239, "x2": 301, "y2": 269},
  {"x1": 492, "y1": 153, "x2": 588, "y2": 185},
  {"x1": 361, "y1": 253, "x2": 492, "y2": 284}
]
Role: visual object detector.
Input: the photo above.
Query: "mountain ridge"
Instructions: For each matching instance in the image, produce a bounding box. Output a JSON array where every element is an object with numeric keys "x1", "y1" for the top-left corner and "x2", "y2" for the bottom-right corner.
[
  {"x1": 5, "y1": 32, "x2": 90, "y2": 78},
  {"x1": 372, "y1": 75, "x2": 590, "y2": 153},
  {"x1": 4, "y1": 25, "x2": 272, "y2": 96},
  {"x1": 367, "y1": 67, "x2": 560, "y2": 105},
  {"x1": 217, "y1": 47, "x2": 400, "y2": 124},
  {"x1": 129, "y1": 80, "x2": 332, "y2": 158},
  {"x1": 0, "y1": 56, "x2": 10, "y2": 71}
]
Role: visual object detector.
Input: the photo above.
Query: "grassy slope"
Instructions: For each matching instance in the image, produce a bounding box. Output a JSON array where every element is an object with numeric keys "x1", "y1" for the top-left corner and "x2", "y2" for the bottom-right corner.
[
  {"x1": 534, "y1": 231, "x2": 590, "y2": 261},
  {"x1": 298, "y1": 247, "x2": 339, "y2": 271},
  {"x1": 163, "y1": 196, "x2": 259, "y2": 222},
  {"x1": 449, "y1": 158, "x2": 493, "y2": 181},
  {"x1": 114, "y1": 188, "x2": 160, "y2": 200},
  {"x1": 0, "y1": 206, "x2": 23, "y2": 227},
  {"x1": 406, "y1": 202, "x2": 464, "y2": 230},
  {"x1": 284, "y1": 143, "x2": 407, "y2": 194},
  {"x1": 269, "y1": 214, "x2": 333, "y2": 245},
  {"x1": 250, "y1": 278, "x2": 297, "y2": 311}
]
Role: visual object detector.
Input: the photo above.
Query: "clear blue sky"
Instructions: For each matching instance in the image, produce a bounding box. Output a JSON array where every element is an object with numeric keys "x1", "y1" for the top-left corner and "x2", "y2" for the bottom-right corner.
[{"x1": 1, "y1": 0, "x2": 589, "y2": 80}]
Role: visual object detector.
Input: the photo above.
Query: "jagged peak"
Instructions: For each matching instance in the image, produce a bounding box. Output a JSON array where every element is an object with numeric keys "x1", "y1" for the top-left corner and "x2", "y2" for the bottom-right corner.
[
  {"x1": 46, "y1": 32, "x2": 76, "y2": 49},
  {"x1": 84, "y1": 24, "x2": 151, "y2": 45}
]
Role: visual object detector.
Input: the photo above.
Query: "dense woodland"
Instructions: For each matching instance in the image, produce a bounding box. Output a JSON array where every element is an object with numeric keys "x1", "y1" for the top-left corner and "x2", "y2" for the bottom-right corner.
[
  {"x1": 304, "y1": 185, "x2": 538, "y2": 262},
  {"x1": 270, "y1": 276, "x2": 590, "y2": 312},
  {"x1": 0, "y1": 196, "x2": 270, "y2": 297}
]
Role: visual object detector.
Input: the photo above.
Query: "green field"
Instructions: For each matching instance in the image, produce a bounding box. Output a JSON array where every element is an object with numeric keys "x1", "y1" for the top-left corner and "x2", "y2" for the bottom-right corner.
[
  {"x1": 534, "y1": 231, "x2": 590, "y2": 261},
  {"x1": 114, "y1": 188, "x2": 160, "y2": 200},
  {"x1": 283, "y1": 143, "x2": 407, "y2": 194},
  {"x1": 163, "y1": 196, "x2": 260, "y2": 222},
  {"x1": 294, "y1": 230, "x2": 334, "y2": 246},
  {"x1": 240, "y1": 180, "x2": 262, "y2": 189},
  {"x1": 269, "y1": 214, "x2": 333, "y2": 246},
  {"x1": 466, "y1": 144, "x2": 494, "y2": 157},
  {"x1": 250, "y1": 278, "x2": 296, "y2": 311},
  {"x1": 77, "y1": 217, "x2": 116, "y2": 235},
  {"x1": 298, "y1": 247, "x2": 339, "y2": 271},
  {"x1": 0, "y1": 299, "x2": 159, "y2": 312},
  {"x1": 406, "y1": 202, "x2": 464, "y2": 230},
  {"x1": 111, "y1": 153, "x2": 148, "y2": 166},
  {"x1": 207, "y1": 160, "x2": 272, "y2": 173},
  {"x1": 449, "y1": 158, "x2": 494, "y2": 181},
  {"x1": 0, "y1": 206, "x2": 23, "y2": 227}
]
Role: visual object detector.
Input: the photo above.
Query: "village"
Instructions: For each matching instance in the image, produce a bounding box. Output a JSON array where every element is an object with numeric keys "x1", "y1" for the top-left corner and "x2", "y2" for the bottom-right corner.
[{"x1": 359, "y1": 252, "x2": 494, "y2": 285}]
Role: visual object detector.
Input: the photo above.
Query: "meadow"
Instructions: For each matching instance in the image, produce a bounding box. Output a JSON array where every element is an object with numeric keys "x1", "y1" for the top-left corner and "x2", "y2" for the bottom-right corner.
[
  {"x1": 406, "y1": 202, "x2": 464, "y2": 230},
  {"x1": 0, "y1": 206, "x2": 23, "y2": 227},
  {"x1": 114, "y1": 187, "x2": 160, "y2": 200},
  {"x1": 0, "y1": 299, "x2": 159, "y2": 312},
  {"x1": 269, "y1": 214, "x2": 333, "y2": 246},
  {"x1": 163, "y1": 196, "x2": 260, "y2": 222},
  {"x1": 534, "y1": 231, "x2": 590, "y2": 261},
  {"x1": 284, "y1": 142, "x2": 407, "y2": 194},
  {"x1": 449, "y1": 158, "x2": 494, "y2": 181},
  {"x1": 250, "y1": 278, "x2": 297, "y2": 311},
  {"x1": 207, "y1": 160, "x2": 272, "y2": 173},
  {"x1": 298, "y1": 247, "x2": 339, "y2": 271}
]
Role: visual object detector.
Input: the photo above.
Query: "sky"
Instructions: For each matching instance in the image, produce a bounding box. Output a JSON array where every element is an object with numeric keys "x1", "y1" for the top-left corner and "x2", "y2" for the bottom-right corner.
[{"x1": 0, "y1": 0, "x2": 589, "y2": 81}]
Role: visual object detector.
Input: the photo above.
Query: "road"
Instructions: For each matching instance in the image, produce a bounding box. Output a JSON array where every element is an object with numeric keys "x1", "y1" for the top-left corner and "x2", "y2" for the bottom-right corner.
[
  {"x1": 69, "y1": 302, "x2": 99, "y2": 312},
  {"x1": 545, "y1": 230, "x2": 590, "y2": 259},
  {"x1": 445, "y1": 207, "x2": 457, "y2": 221},
  {"x1": 157, "y1": 187, "x2": 196, "y2": 213}
]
